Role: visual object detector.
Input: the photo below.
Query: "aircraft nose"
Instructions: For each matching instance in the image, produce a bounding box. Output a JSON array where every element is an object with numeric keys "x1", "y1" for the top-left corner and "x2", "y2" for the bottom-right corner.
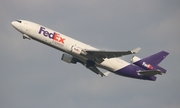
[
  {"x1": 11, "y1": 20, "x2": 22, "y2": 28},
  {"x1": 11, "y1": 21, "x2": 16, "y2": 27}
]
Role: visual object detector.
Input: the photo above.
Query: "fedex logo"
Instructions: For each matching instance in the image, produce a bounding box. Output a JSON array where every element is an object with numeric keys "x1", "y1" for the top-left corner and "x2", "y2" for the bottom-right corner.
[
  {"x1": 142, "y1": 62, "x2": 154, "y2": 70},
  {"x1": 39, "y1": 27, "x2": 65, "y2": 44},
  {"x1": 73, "y1": 47, "x2": 81, "y2": 52}
]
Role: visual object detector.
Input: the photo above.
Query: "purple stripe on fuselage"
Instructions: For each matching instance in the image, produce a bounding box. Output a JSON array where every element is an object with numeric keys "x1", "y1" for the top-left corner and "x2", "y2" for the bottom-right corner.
[{"x1": 115, "y1": 64, "x2": 156, "y2": 81}]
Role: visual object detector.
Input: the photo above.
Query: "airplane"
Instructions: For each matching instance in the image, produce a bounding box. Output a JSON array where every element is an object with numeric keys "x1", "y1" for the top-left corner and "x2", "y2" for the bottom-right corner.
[{"x1": 11, "y1": 20, "x2": 169, "y2": 81}]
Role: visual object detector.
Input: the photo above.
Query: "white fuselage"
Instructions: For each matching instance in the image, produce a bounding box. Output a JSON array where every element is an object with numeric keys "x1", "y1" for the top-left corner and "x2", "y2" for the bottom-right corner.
[{"x1": 12, "y1": 20, "x2": 130, "y2": 73}]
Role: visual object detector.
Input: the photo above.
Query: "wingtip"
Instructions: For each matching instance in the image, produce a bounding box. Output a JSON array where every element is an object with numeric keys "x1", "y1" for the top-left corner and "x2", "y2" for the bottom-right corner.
[
  {"x1": 131, "y1": 47, "x2": 141, "y2": 54},
  {"x1": 103, "y1": 71, "x2": 111, "y2": 77}
]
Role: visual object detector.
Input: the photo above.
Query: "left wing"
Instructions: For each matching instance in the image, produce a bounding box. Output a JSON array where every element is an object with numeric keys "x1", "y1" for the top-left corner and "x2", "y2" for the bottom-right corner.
[{"x1": 85, "y1": 47, "x2": 141, "y2": 61}]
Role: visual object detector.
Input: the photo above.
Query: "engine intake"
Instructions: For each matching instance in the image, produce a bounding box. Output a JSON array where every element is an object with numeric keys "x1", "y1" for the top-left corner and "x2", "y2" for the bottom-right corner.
[{"x1": 61, "y1": 53, "x2": 77, "y2": 64}]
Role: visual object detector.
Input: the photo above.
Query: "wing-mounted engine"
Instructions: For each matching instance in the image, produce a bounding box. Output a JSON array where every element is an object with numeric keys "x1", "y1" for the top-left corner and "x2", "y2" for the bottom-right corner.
[
  {"x1": 61, "y1": 53, "x2": 77, "y2": 64},
  {"x1": 61, "y1": 53, "x2": 110, "y2": 77}
]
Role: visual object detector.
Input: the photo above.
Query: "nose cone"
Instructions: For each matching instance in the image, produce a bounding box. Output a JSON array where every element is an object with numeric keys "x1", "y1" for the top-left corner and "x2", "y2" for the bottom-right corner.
[
  {"x1": 11, "y1": 21, "x2": 17, "y2": 28},
  {"x1": 11, "y1": 20, "x2": 22, "y2": 31}
]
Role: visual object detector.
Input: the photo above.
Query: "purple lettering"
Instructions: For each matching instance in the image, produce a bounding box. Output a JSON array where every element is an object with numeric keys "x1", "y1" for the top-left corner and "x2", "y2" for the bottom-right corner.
[
  {"x1": 43, "y1": 31, "x2": 49, "y2": 36},
  {"x1": 38, "y1": 26, "x2": 57, "y2": 39},
  {"x1": 39, "y1": 27, "x2": 45, "y2": 34},
  {"x1": 49, "y1": 32, "x2": 55, "y2": 39}
]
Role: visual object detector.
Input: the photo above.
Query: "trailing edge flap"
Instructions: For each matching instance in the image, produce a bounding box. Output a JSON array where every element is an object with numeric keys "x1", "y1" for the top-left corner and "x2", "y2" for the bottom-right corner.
[
  {"x1": 88, "y1": 66, "x2": 110, "y2": 77},
  {"x1": 85, "y1": 47, "x2": 141, "y2": 59},
  {"x1": 137, "y1": 70, "x2": 162, "y2": 76}
]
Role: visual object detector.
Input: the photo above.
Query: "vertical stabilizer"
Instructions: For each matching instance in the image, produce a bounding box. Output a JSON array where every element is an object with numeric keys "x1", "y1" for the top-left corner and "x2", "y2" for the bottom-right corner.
[{"x1": 142, "y1": 51, "x2": 169, "y2": 65}]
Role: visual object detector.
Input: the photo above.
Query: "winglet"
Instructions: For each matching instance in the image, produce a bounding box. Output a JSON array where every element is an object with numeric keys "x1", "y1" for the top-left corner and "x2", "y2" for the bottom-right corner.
[
  {"x1": 131, "y1": 47, "x2": 141, "y2": 54},
  {"x1": 103, "y1": 71, "x2": 111, "y2": 77}
]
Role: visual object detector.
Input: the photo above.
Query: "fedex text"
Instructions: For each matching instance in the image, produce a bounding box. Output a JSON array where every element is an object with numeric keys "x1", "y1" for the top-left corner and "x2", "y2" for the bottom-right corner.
[
  {"x1": 142, "y1": 62, "x2": 154, "y2": 70},
  {"x1": 39, "y1": 27, "x2": 65, "y2": 44}
]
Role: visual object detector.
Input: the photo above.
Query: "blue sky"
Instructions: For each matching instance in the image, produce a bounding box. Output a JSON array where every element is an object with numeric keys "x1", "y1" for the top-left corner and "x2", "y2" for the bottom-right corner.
[{"x1": 0, "y1": 0, "x2": 180, "y2": 108}]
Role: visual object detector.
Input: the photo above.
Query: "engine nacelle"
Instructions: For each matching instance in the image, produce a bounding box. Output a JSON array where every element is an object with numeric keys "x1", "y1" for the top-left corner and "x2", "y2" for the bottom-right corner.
[
  {"x1": 61, "y1": 53, "x2": 77, "y2": 64},
  {"x1": 131, "y1": 56, "x2": 141, "y2": 63}
]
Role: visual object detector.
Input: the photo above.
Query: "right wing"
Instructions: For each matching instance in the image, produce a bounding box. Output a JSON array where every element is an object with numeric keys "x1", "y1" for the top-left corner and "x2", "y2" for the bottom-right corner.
[{"x1": 84, "y1": 47, "x2": 141, "y2": 62}]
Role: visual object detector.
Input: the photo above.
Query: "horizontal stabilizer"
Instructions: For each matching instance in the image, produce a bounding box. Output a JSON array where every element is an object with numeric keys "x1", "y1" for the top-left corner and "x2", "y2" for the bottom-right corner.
[
  {"x1": 137, "y1": 70, "x2": 162, "y2": 76},
  {"x1": 133, "y1": 51, "x2": 169, "y2": 73}
]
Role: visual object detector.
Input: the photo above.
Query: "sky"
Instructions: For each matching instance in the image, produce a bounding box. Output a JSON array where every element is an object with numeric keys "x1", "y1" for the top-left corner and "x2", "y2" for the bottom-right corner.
[{"x1": 0, "y1": 0, "x2": 180, "y2": 108}]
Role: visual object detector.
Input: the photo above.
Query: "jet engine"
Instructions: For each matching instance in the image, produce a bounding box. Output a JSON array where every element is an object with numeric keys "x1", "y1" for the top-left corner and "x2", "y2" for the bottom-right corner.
[{"x1": 61, "y1": 53, "x2": 77, "y2": 64}]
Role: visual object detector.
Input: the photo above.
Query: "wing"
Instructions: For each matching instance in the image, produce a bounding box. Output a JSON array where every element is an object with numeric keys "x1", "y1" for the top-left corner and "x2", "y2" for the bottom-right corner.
[{"x1": 85, "y1": 47, "x2": 141, "y2": 62}]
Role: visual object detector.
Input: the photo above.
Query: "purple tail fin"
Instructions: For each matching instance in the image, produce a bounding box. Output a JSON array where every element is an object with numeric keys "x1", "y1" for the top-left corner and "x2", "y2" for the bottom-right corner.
[
  {"x1": 133, "y1": 51, "x2": 169, "y2": 73},
  {"x1": 141, "y1": 51, "x2": 169, "y2": 65}
]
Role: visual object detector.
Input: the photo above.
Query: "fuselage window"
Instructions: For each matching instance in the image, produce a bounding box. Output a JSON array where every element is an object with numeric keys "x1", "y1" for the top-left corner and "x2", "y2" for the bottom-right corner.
[{"x1": 16, "y1": 20, "x2": 22, "y2": 23}]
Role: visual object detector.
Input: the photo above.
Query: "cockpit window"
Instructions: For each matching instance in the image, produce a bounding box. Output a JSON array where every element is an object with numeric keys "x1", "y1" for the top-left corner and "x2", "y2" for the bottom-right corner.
[{"x1": 16, "y1": 20, "x2": 22, "y2": 23}]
